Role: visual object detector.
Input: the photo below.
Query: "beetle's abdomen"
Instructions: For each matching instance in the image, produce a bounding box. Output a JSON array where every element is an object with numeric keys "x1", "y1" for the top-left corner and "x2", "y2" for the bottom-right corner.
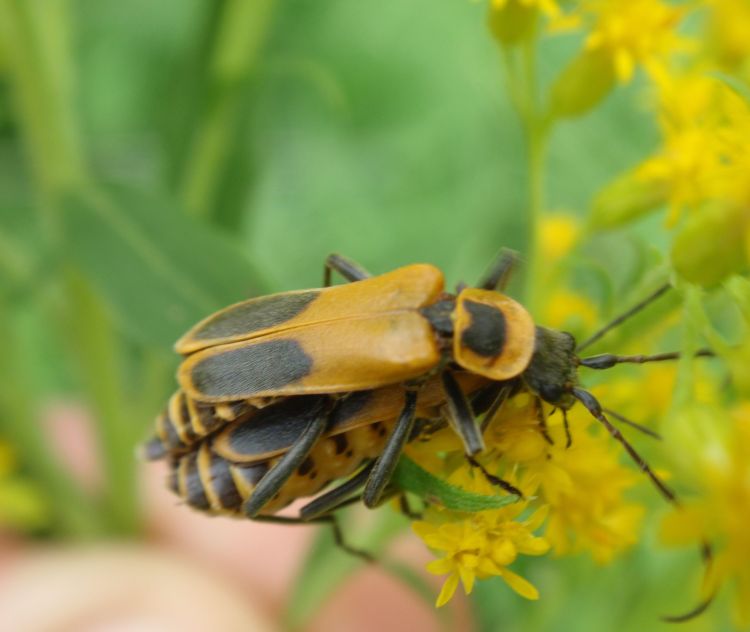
[
  {"x1": 168, "y1": 417, "x2": 395, "y2": 516},
  {"x1": 143, "y1": 389, "x2": 259, "y2": 459}
]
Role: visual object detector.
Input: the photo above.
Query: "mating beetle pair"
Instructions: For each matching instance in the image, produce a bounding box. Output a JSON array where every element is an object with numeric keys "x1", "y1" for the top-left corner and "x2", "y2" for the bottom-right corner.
[{"x1": 145, "y1": 251, "x2": 683, "y2": 528}]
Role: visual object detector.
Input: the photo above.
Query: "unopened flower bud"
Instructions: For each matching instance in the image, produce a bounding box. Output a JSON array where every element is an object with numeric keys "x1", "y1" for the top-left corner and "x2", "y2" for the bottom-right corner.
[{"x1": 550, "y1": 49, "x2": 616, "y2": 119}]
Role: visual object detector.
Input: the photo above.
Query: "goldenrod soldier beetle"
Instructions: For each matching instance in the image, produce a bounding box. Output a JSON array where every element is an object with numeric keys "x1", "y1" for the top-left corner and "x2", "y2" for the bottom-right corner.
[{"x1": 145, "y1": 251, "x2": 714, "y2": 571}]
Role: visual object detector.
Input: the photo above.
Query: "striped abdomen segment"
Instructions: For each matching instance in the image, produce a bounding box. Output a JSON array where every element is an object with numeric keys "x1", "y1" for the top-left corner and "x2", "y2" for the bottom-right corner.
[
  {"x1": 169, "y1": 417, "x2": 396, "y2": 516},
  {"x1": 144, "y1": 390, "x2": 257, "y2": 459}
]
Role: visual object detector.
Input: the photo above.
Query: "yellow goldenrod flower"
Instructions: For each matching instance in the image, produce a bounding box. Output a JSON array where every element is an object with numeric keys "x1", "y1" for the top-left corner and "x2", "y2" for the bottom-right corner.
[
  {"x1": 543, "y1": 290, "x2": 599, "y2": 335},
  {"x1": 534, "y1": 415, "x2": 645, "y2": 563},
  {"x1": 705, "y1": 0, "x2": 750, "y2": 68},
  {"x1": 583, "y1": 0, "x2": 686, "y2": 83},
  {"x1": 635, "y1": 74, "x2": 738, "y2": 223},
  {"x1": 414, "y1": 519, "x2": 488, "y2": 606},
  {"x1": 539, "y1": 214, "x2": 579, "y2": 262},
  {"x1": 660, "y1": 405, "x2": 750, "y2": 627},
  {"x1": 484, "y1": 396, "x2": 646, "y2": 563},
  {"x1": 413, "y1": 477, "x2": 549, "y2": 607}
]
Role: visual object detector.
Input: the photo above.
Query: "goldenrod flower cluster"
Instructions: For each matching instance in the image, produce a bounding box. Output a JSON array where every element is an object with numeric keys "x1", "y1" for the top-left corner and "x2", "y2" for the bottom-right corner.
[{"x1": 409, "y1": 0, "x2": 750, "y2": 617}]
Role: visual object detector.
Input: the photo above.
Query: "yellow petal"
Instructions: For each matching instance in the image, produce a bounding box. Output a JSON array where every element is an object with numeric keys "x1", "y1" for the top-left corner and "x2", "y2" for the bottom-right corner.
[
  {"x1": 436, "y1": 572, "x2": 460, "y2": 608},
  {"x1": 458, "y1": 564, "x2": 477, "y2": 595},
  {"x1": 500, "y1": 568, "x2": 540, "y2": 600},
  {"x1": 426, "y1": 558, "x2": 456, "y2": 576}
]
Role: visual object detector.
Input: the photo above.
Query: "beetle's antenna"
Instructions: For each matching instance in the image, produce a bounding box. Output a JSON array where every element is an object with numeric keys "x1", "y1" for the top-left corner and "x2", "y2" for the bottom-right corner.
[
  {"x1": 571, "y1": 387, "x2": 677, "y2": 504},
  {"x1": 602, "y1": 408, "x2": 662, "y2": 440},
  {"x1": 573, "y1": 389, "x2": 716, "y2": 621},
  {"x1": 579, "y1": 349, "x2": 714, "y2": 369},
  {"x1": 576, "y1": 283, "x2": 672, "y2": 352}
]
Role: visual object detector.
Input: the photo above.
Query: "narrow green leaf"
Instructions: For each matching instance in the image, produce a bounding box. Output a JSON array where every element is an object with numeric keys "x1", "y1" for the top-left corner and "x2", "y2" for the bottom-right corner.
[
  {"x1": 393, "y1": 457, "x2": 520, "y2": 512},
  {"x1": 60, "y1": 184, "x2": 267, "y2": 348}
]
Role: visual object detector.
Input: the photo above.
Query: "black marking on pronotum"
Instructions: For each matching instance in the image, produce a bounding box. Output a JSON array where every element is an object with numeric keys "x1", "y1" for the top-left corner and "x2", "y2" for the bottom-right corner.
[
  {"x1": 224, "y1": 396, "x2": 327, "y2": 459},
  {"x1": 191, "y1": 339, "x2": 313, "y2": 397},
  {"x1": 209, "y1": 452, "x2": 242, "y2": 509},
  {"x1": 461, "y1": 300, "x2": 506, "y2": 357},
  {"x1": 192, "y1": 291, "x2": 320, "y2": 342},
  {"x1": 185, "y1": 453, "x2": 210, "y2": 510}
]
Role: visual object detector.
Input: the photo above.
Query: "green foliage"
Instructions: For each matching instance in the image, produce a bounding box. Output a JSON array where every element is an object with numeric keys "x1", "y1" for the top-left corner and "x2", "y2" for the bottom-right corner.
[{"x1": 393, "y1": 457, "x2": 520, "y2": 512}]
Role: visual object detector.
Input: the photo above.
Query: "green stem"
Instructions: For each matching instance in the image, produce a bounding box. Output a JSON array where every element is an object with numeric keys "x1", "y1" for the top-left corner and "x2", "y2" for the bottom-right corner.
[
  {"x1": 0, "y1": 0, "x2": 141, "y2": 536},
  {"x1": 65, "y1": 272, "x2": 140, "y2": 535},
  {"x1": 500, "y1": 35, "x2": 550, "y2": 313},
  {"x1": 180, "y1": 0, "x2": 276, "y2": 219}
]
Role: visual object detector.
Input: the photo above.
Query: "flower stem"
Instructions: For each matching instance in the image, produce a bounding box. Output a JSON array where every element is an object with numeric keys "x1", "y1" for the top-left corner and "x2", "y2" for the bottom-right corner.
[
  {"x1": 500, "y1": 34, "x2": 550, "y2": 313},
  {"x1": 180, "y1": 0, "x2": 276, "y2": 219}
]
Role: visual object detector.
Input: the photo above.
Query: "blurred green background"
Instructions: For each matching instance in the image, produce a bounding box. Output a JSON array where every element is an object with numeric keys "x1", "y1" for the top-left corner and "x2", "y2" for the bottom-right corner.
[{"x1": 1, "y1": 1, "x2": 733, "y2": 630}]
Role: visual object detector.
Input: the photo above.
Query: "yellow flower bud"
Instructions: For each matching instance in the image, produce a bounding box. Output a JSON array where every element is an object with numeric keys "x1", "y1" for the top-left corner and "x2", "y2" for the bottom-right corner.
[
  {"x1": 670, "y1": 201, "x2": 747, "y2": 287},
  {"x1": 549, "y1": 49, "x2": 616, "y2": 119},
  {"x1": 589, "y1": 168, "x2": 667, "y2": 229},
  {"x1": 488, "y1": 0, "x2": 539, "y2": 46}
]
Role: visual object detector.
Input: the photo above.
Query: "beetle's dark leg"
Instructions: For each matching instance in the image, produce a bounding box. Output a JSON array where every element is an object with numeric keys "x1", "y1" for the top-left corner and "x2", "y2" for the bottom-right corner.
[
  {"x1": 561, "y1": 408, "x2": 572, "y2": 448},
  {"x1": 254, "y1": 513, "x2": 373, "y2": 562},
  {"x1": 300, "y1": 461, "x2": 376, "y2": 520},
  {"x1": 572, "y1": 387, "x2": 677, "y2": 504},
  {"x1": 442, "y1": 371, "x2": 485, "y2": 455},
  {"x1": 243, "y1": 406, "x2": 330, "y2": 518},
  {"x1": 323, "y1": 253, "x2": 372, "y2": 286},
  {"x1": 466, "y1": 455, "x2": 523, "y2": 497},
  {"x1": 535, "y1": 396, "x2": 554, "y2": 445},
  {"x1": 477, "y1": 248, "x2": 519, "y2": 291},
  {"x1": 478, "y1": 383, "x2": 512, "y2": 432},
  {"x1": 398, "y1": 493, "x2": 422, "y2": 520},
  {"x1": 362, "y1": 391, "x2": 418, "y2": 508}
]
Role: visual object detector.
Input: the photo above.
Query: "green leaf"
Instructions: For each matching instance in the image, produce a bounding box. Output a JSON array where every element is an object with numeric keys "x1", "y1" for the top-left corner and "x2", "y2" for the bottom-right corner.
[
  {"x1": 393, "y1": 457, "x2": 520, "y2": 512},
  {"x1": 60, "y1": 184, "x2": 267, "y2": 348}
]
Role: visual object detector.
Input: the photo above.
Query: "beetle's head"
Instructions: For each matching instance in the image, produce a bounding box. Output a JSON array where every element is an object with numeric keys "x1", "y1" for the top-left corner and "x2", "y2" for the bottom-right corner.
[{"x1": 521, "y1": 326, "x2": 578, "y2": 409}]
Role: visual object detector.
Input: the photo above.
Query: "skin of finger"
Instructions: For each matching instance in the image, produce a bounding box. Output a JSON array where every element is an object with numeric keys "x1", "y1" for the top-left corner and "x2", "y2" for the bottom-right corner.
[{"x1": 0, "y1": 544, "x2": 275, "y2": 632}]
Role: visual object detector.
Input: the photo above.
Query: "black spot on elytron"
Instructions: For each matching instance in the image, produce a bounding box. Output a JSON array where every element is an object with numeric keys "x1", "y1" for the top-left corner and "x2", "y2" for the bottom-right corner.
[
  {"x1": 226, "y1": 396, "x2": 327, "y2": 458},
  {"x1": 191, "y1": 339, "x2": 313, "y2": 398},
  {"x1": 193, "y1": 292, "x2": 320, "y2": 342},
  {"x1": 461, "y1": 300, "x2": 507, "y2": 358},
  {"x1": 332, "y1": 433, "x2": 348, "y2": 455},
  {"x1": 297, "y1": 456, "x2": 314, "y2": 477},
  {"x1": 310, "y1": 470, "x2": 318, "y2": 480},
  {"x1": 345, "y1": 449, "x2": 354, "y2": 458},
  {"x1": 185, "y1": 453, "x2": 210, "y2": 510},
  {"x1": 209, "y1": 453, "x2": 242, "y2": 510}
]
